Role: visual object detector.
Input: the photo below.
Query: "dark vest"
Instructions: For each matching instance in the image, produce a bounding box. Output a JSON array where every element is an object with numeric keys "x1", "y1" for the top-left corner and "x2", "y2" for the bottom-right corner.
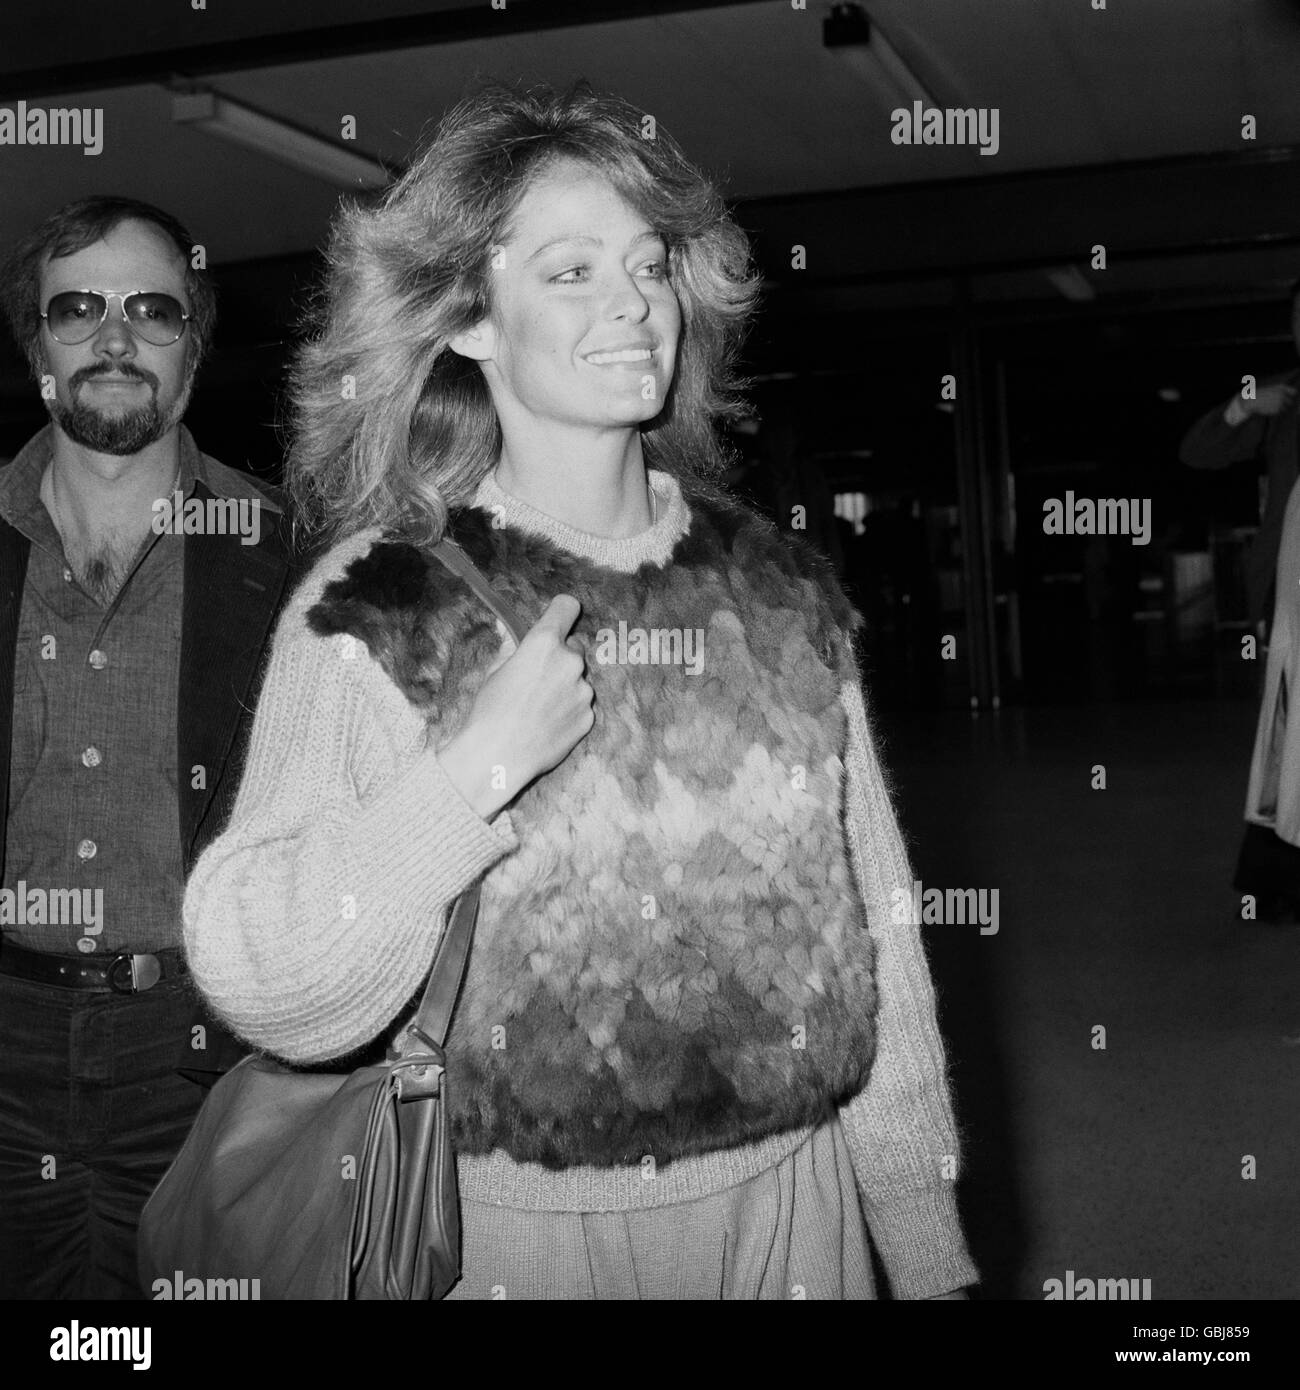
[{"x1": 308, "y1": 476, "x2": 878, "y2": 1169}]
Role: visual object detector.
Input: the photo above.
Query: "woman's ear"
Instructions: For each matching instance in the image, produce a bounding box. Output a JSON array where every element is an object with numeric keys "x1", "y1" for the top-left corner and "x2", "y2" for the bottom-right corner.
[{"x1": 448, "y1": 318, "x2": 496, "y2": 362}]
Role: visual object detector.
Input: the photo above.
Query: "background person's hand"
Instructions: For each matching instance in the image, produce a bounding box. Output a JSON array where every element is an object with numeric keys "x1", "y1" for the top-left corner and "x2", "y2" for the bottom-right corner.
[{"x1": 1245, "y1": 383, "x2": 1297, "y2": 417}]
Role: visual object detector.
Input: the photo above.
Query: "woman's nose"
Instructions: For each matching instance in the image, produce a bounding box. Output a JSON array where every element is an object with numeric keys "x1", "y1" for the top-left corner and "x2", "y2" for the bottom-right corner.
[{"x1": 603, "y1": 273, "x2": 651, "y2": 321}]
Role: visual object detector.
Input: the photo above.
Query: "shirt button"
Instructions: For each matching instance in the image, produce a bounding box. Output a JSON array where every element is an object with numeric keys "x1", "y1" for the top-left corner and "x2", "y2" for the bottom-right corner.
[
  {"x1": 63, "y1": 566, "x2": 73, "y2": 583},
  {"x1": 88, "y1": 650, "x2": 108, "y2": 670},
  {"x1": 81, "y1": 746, "x2": 102, "y2": 768},
  {"x1": 76, "y1": 839, "x2": 97, "y2": 860},
  {"x1": 76, "y1": 936, "x2": 97, "y2": 954}
]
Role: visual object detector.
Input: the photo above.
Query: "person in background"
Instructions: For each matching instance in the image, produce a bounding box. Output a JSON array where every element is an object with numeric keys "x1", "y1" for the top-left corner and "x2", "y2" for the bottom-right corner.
[
  {"x1": 1179, "y1": 280, "x2": 1300, "y2": 923},
  {"x1": 0, "y1": 197, "x2": 293, "y2": 1297},
  {"x1": 1239, "y1": 469, "x2": 1300, "y2": 925},
  {"x1": 1179, "y1": 278, "x2": 1300, "y2": 629}
]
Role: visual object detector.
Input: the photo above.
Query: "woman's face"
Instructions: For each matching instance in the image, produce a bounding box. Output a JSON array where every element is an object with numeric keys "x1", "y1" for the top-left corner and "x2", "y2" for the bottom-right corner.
[{"x1": 455, "y1": 160, "x2": 682, "y2": 437}]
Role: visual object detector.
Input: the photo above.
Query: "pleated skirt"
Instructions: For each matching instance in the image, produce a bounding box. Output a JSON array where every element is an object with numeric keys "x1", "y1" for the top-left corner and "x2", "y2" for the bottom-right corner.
[{"x1": 443, "y1": 1117, "x2": 875, "y2": 1300}]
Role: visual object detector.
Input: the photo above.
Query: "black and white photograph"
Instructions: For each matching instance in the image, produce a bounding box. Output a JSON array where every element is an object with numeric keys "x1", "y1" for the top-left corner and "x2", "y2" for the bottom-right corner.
[{"x1": 0, "y1": 0, "x2": 1295, "y2": 1361}]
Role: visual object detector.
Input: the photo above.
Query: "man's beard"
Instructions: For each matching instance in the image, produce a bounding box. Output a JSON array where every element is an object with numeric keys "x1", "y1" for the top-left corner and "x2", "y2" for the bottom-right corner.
[{"x1": 47, "y1": 363, "x2": 191, "y2": 456}]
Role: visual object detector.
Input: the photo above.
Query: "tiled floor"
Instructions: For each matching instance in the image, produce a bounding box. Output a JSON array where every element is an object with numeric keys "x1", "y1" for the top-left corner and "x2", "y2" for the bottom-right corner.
[{"x1": 876, "y1": 693, "x2": 1298, "y2": 1300}]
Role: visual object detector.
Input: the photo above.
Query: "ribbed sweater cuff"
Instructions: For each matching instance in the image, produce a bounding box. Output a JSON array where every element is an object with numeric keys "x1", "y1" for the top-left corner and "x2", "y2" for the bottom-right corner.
[
  {"x1": 861, "y1": 1184, "x2": 981, "y2": 1299},
  {"x1": 349, "y1": 744, "x2": 519, "y2": 912}
]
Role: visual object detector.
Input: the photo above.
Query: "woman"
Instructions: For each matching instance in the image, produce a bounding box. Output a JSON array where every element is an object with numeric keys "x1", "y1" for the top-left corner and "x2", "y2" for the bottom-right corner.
[{"x1": 183, "y1": 79, "x2": 979, "y2": 1300}]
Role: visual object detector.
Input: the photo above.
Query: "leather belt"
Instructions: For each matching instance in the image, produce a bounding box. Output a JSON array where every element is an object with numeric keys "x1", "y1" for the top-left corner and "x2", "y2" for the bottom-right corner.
[{"x1": 0, "y1": 941, "x2": 188, "y2": 994}]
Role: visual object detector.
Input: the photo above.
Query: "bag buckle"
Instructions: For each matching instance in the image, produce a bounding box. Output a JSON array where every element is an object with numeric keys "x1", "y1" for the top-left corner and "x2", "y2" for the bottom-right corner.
[
  {"x1": 392, "y1": 1058, "x2": 444, "y2": 1101},
  {"x1": 107, "y1": 953, "x2": 163, "y2": 994},
  {"x1": 390, "y1": 1023, "x2": 445, "y2": 1100}
]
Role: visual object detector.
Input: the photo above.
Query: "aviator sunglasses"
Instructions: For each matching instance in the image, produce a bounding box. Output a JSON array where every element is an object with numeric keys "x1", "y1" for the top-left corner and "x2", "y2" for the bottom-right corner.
[{"x1": 41, "y1": 289, "x2": 190, "y2": 346}]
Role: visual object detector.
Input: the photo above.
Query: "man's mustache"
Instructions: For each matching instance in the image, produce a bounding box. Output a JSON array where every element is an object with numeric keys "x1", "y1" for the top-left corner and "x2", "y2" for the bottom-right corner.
[{"x1": 70, "y1": 362, "x2": 160, "y2": 391}]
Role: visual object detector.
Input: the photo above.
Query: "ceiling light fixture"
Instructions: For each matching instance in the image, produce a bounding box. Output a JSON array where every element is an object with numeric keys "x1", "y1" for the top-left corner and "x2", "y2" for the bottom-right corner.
[
  {"x1": 823, "y1": 2, "x2": 941, "y2": 108},
  {"x1": 1045, "y1": 265, "x2": 1097, "y2": 302},
  {"x1": 171, "y1": 89, "x2": 390, "y2": 190}
]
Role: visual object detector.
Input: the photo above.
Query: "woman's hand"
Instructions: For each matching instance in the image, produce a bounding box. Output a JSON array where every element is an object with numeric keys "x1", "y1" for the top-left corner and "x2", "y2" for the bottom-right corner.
[{"x1": 436, "y1": 594, "x2": 595, "y2": 818}]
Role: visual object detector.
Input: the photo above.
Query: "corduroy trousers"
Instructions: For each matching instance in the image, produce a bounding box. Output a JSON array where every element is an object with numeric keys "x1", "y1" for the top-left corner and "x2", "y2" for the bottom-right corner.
[{"x1": 0, "y1": 971, "x2": 204, "y2": 1299}]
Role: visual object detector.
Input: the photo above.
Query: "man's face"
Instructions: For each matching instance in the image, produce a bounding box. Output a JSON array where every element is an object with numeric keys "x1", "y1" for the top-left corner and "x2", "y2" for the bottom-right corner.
[
  {"x1": 458, "y1": 160, "x2": 682, "y2": 436},
  {"x1": 37, "y1": 219, "x2": 196, "y2": 457}
]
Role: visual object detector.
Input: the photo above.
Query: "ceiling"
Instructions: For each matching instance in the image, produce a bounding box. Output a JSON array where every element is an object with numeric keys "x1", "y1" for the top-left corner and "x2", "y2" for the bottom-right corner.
[
  {"x1": 2, "y1": 0, "x2": 1299, "y2": 282},
  {"x1": 3, "y1": 1, "x2": 1299, "y2": 491}
]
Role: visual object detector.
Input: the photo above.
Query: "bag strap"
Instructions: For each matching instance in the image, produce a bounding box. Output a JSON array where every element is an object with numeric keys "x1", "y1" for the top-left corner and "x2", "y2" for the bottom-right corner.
[{"x1": 403, "y1": 536, "x2": 531, "y2": 1052}]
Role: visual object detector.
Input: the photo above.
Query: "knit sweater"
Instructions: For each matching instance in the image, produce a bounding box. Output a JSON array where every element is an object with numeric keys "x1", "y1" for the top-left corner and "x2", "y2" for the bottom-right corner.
[
  {"x1": 307, "y1": 471, "x2": 878, "y2": 1169},
  {"x1": 182, "y1": 466, "x2": 979, "y2": 1298}
]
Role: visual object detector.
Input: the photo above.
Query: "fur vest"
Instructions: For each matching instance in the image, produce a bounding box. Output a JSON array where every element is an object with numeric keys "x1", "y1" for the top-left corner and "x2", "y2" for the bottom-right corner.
[{"x1": 307, "y1": 475, "x2": 878, "y2": 1169}]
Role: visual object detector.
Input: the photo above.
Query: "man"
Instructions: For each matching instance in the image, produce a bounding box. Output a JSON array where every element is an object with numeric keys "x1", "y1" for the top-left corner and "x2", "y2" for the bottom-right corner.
[
  {"x1": 1179, "y1": 278, "x2": 1300, "y2": 627},
  {"x1": 0, "y1": 197, "x2": 293, "y2": 1298}
]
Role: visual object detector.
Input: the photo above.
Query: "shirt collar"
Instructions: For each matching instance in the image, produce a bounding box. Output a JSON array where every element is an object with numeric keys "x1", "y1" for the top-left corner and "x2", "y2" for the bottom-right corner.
[{"x1": 0, "y1": 422, "x2": 208, "y2": 547}]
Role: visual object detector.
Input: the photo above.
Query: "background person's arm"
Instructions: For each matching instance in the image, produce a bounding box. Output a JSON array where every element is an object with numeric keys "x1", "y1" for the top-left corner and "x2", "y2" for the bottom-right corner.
[{"x1": 1179, "y1": 381, "x2": 1295, "y2": 468}]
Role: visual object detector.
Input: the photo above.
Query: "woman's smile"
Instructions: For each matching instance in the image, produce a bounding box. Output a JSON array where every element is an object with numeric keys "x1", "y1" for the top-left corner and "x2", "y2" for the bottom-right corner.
[{"x1": 583, "y1": 345, "x2": 657, "y2": 368}]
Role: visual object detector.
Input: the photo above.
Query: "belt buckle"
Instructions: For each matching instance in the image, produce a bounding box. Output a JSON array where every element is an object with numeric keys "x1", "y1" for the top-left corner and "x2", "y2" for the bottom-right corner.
[{"x1": 107, "y1": 953, "x2": 162, "y2": 994}]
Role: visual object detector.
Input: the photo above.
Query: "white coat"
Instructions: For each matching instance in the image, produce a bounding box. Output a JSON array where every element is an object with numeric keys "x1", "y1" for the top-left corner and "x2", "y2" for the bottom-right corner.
[{"x1": 1245, "y1": 473, "x2": 1300, "y2": 842}]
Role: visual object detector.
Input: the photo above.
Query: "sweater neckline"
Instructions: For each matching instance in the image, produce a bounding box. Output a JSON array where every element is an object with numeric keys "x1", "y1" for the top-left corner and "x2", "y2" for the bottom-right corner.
[{"x1": 468, "y1": 467, "x2": 689, "y2": 573}]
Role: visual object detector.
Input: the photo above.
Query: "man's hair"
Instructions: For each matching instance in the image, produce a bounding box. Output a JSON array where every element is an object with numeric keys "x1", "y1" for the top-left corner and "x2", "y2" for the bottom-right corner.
[
  {"x1": 1291, "y1": 276, "x2": 1300, "y2": 307},
  {"x1": 0, "y1": 195, "x2": 217, "y2": 378},
  {"x1": 286, "y1": 77, "x2": 763, "y2": 550}
]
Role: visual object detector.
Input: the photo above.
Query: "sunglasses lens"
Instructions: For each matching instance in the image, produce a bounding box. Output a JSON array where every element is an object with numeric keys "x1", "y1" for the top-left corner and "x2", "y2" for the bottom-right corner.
[
  {"x1": 125, "y1": 293, "x2": 186, "y2": 345},
  {"x1": 45, "y1": 291, "x2": 106, "y2": 344},
  {"x1": 43, "y1": 292, "x2": 187, "y2": 345}
]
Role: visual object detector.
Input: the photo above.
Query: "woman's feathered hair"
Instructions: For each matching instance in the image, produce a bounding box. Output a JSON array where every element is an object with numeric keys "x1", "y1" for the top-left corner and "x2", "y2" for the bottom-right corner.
[{"x1": 286, "y1": 77, "x2": 764, "y2": 550}]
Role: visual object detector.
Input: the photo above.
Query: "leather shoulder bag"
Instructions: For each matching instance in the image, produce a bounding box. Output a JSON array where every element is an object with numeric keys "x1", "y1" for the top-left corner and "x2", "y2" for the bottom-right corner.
[{"x1": 137, "y1": 536, "x2": 528, "y2": 1300}]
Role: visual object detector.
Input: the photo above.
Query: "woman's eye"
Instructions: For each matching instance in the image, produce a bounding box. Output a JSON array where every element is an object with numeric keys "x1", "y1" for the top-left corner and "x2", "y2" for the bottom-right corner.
[
  {"x1": 550, "y1": 255, "x2": 670, "y2": 284},
  {"x1": 551, "y1": 259, "x2": 668, "y2": 285}
]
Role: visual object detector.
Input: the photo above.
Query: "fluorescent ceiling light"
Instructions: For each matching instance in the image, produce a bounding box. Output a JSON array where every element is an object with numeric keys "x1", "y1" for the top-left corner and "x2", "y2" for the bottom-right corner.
[
  {"x1": 172, "y1": 90, "x2": 389, "y2": 190},
  {"x1": 1045, "y1": 266, "x2": 1097, "y2": 302},
  {"x1": 824, "y1": 2, "x2": 941, "y2": 108},
  {"x1": 862, "y1": 24, "x2": 936, "y2": 106}
]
